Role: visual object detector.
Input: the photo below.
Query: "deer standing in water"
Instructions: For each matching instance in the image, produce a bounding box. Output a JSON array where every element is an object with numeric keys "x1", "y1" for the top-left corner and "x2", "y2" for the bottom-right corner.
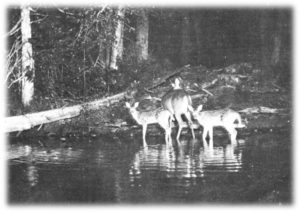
[
  {"x1": 188, "y1": 104, "x2": 246, "y2": 147},
  {"x1": 161, "y1": 78, "x2": 195, "y2": 141},
  {"x1": 125, "y1": 102, "x2": 172, "y2": 146}
]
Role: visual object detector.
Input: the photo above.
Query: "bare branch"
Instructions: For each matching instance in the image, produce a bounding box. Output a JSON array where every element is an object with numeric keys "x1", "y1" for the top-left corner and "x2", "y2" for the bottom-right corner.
[{"x1": 7, "y1": 18, "x2": 22, "y2": 36}]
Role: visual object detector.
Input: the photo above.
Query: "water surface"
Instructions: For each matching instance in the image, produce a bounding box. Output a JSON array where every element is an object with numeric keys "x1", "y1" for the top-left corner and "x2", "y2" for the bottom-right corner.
[{"x1": 8, "y1": 129, "x2": 291, "y2": 204}]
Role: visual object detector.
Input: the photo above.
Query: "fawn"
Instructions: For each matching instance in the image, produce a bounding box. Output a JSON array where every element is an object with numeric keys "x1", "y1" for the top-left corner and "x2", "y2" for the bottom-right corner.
[
  {"x1": 125, "y1": 102, "x2": 172, "y2": 146},
  {"x1": 161, "y1": 78, "x2": 195, "y2": 141},
  {"x1": 188, "y1": 104, "x2": 246, "y2": 146}
]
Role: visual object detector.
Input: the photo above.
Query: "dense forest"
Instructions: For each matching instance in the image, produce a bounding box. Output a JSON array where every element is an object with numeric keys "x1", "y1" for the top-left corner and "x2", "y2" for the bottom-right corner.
[{"x1": 5, "y1": 6, "x2": 291, "y2": 136}]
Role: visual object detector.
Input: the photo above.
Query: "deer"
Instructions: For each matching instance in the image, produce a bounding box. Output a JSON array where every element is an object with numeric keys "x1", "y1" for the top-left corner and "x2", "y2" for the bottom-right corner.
[
  {"x1": 161, "y1": 78, "x2": 195, "y2": 142},
  {"x1": 125, "y1": 102, "x2": 172, "y2": 146},
  {"x1": 188, "y1": 104, "x2": 246, "y2": 147}
]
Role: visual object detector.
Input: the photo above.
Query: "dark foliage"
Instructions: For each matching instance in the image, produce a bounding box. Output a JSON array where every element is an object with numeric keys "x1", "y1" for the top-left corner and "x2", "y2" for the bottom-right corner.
[{"x1": 6, "y1": 7, "x2": 291, "y2": 114}]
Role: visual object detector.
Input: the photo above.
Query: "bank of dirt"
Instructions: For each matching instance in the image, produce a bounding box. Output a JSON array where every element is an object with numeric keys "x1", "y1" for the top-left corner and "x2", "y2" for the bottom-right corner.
[{"x1": 7, "y1": 62, "x2": 292, "y2": 141}]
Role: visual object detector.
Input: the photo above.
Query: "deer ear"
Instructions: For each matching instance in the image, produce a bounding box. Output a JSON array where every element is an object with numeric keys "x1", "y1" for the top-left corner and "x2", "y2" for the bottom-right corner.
[
  {"x1": 125, "y1": 102, "x2": 131, "y2": 108},
  {"x1": 187, "y1": 105, "x2": 194, "y2": 113},
  {"x1": 175, "y1": 78, "x2": 181, "y2": 88},
  {"x1": 197, "y1": 104, "x2": 203, "y2": 112},
  {"x1": 133, "y1": 102, "x2": 139, "y2": 108}
]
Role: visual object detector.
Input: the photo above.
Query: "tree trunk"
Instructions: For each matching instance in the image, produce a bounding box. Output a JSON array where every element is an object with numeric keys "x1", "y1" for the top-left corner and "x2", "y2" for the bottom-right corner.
[
  {"x1": 193, "y1": 14, "x2": 203, "y2": 65},
  {"x1": 105, "y1": 46, "x2": 111, "y2": 68},
  {"x1": 259, "y1": 10, "x2": 270, "y2": 69},
  {"x1": 181, "y1": 12, "x2": 192, "y2": 66},
  {"x1": 271, "y1": 33, "x2": 281, "y2": 66},
  {"x1": 21, "y1": 6, "x2": 35, "y2": 106},
  {"x1": 110, "y1": 7, "x2": 125, "y2": 70},
  {"x1": 271, "y1": 10, "x2": 284, "y2": 67},
  {"x1": 136, "y1": 9, "x2": 149, "y2": 61}
]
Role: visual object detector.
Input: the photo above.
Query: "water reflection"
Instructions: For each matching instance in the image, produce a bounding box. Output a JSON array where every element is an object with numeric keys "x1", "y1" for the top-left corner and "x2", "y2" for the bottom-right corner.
[
  {"x1": 129, "y1": 139, "x2": 243, "y2": 181},
  {"x1": 9, "y1": 142, "x2": 84, "y2": 189},
  {"x1": 9, "y1": 143, "x2": 83, "y2": 164},
  {"x1": 200, "y1": 144, "x2": 243, "y2": 173},
  {"x1": 8, "y1": 131, "x2": 291, "y2": 203},
  {"x1": 26, "y1": 163, "x2": 39, "y2": 187}
]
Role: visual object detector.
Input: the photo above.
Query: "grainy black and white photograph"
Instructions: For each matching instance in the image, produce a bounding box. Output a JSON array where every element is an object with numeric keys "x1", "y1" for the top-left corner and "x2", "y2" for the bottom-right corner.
[{"x1": 4, "y1": 0, "x2": 295, "y2": 206}]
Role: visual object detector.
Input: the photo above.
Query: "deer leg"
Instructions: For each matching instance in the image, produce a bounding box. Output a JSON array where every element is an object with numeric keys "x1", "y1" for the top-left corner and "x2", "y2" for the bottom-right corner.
[
  {"x1": 165, "y1": 127, "x2": 172, "y2": 145},
  {"x1": 187, "y1": 112, "x2": 195, "y2": 138},
  {"x1": 202, "y1": 127, "x2": 208, "y2": 148},
  {"x1": 208, "y1": 127, "x2": 214, "y2": 148},
  {"x1": 162, "y1": 125, "x2": 169, "y2": 144},
  {"x1": 175, "y1": 113, "x2": 183, "y2": 142},
  {"x1": 227, "y1": 127, "x2": 237, "y2": 144},
  {"x1": 142, "y1": 124, "x2": 148, "y2": 146}
]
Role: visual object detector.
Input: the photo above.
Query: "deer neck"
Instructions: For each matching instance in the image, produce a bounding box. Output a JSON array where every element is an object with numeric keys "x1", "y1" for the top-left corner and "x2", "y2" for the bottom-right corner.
[{"x1": 130, "y1": 110, "x2": 140, "y2": 122}]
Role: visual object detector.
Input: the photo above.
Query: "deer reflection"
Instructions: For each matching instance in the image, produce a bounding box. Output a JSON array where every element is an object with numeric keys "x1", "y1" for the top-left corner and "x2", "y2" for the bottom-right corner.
[
  {"x1": 129, "y1": 139, "x2": 243, "y2": 182},
  {"x1": 199, "y1": 143, "x2": 243, "y2": 173}
]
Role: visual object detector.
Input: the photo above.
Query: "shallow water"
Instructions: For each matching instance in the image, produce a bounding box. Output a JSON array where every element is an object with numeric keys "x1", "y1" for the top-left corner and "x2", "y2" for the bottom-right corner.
[{"x1": 8, "y1": 128, "x2": 291, "y2": 204}]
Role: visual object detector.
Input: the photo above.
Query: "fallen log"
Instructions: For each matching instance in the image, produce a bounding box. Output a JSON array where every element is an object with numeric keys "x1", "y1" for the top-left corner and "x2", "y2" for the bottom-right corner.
[
  {"x1": 4, "y1": 91, "x2": 127, "y2": 133},
  {"x1": 238, "y1": 106, "x2": 289, "y2": 114},
  {"x1": 148, "y1": 64, "x2": 190, "y2": 90}
]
